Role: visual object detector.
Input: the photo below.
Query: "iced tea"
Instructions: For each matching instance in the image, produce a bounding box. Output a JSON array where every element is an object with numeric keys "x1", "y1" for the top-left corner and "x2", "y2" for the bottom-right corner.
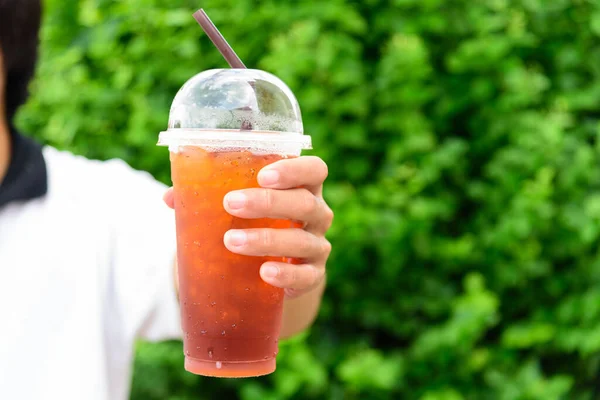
[{"x1": 171, "y1": 146, "x2": 294, "y2": 377}]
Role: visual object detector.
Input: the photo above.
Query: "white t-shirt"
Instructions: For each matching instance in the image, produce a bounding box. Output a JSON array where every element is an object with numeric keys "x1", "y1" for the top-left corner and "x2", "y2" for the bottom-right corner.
[{"x1": 0, "y1": 147, "x2": 181, "y2": 400}]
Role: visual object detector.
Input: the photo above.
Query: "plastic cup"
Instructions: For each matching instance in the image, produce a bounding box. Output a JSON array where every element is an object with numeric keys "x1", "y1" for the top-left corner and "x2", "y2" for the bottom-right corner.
[{"x1": 158, "y1": 69, "x2": 311, "y2": 378}]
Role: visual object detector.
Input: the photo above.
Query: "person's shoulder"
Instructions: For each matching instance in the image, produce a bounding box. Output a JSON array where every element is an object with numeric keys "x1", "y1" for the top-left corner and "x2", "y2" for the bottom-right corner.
[
  {"x1": 44, "y1": 146, "x2": 141, "y2": 176},
  {"x1": 42, "y1": 146, "x2": 167, "y2": 206},
  {"x1": 43, "y1": 146, "x2": 165, "y2": 187}
]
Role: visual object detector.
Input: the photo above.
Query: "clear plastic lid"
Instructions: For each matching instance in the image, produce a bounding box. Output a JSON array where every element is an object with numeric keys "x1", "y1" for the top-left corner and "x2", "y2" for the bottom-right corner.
[{"x1": 158, "y1": 69, "x2": 311, "y2": 153}]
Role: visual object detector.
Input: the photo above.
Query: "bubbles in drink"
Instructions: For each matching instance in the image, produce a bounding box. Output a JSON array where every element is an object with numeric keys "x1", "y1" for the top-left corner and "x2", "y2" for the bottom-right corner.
[
  {"x1": 200, "y1": 330, "x2": 207, "y2": 335},
  {"x1": 207, "y1": 347, "x2": 214, "y2": 359},
  {"x1": 221, "y1": 330, "x2": 226, "y2": 336},
  {"x1": 216, "y1": 361, "x2": 222, "y2": 369}
]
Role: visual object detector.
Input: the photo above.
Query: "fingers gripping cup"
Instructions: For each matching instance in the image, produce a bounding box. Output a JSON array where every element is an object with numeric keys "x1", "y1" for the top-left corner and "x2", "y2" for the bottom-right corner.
[{"x1": 158, "y1": 69, "x2": 311, "y2": 378}]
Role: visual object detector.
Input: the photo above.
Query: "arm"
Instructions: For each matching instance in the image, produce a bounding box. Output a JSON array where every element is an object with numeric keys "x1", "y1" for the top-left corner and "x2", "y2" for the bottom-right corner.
[{"x1": 280, "y1": 278, "x2": 326, "y2": 338}]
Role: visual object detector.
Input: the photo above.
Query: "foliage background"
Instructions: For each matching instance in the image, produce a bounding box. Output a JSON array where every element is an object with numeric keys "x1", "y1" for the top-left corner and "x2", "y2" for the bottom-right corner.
[{"x1": 16, "y1": 0, "x2": 600, "y2": 398}]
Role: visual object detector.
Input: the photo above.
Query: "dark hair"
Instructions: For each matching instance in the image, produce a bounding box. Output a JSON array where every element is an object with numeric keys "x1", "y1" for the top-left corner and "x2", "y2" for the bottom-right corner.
[{"x1": 0, "y1": 0, "x2": 42, "y2": 125}]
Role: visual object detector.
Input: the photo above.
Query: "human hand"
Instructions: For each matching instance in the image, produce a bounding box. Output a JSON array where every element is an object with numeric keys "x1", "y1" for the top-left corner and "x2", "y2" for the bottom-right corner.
[{"x1": 163, "y1": 156, "x2": 333, "y2": 298}]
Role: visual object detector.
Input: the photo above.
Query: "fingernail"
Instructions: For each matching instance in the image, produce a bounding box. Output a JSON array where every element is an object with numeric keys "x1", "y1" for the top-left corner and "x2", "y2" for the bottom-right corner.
[
  {"x1": 226, "y1": 230, "x2": 247, "y2": 247},
  {"x1": 225, "y1": 192, "x2": 247, "y2": 210},
  {"x1": 258, "y1": 169, "x2": 280, "y2": 186},
  {"x1": 262, "y1": 264, "x2": 279, "y2": 278}
]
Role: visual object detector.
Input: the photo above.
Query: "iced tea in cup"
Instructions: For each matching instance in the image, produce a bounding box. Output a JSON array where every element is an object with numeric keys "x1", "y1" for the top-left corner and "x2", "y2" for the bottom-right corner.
[{"x1": 158, "y1": 69, "x2": 311, "y2": 378}]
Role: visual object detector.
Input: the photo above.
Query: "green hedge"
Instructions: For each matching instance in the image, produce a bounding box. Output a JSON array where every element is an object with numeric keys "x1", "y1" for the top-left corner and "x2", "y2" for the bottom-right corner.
[{"x1": 18, "y1": 0, "x2": 600, "y2": 398}]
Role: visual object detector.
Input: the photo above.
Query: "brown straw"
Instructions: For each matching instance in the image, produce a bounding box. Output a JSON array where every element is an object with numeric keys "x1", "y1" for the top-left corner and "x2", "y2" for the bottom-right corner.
[{"x1": 193, "y1": 9, "x2": 246, "y2": 69}]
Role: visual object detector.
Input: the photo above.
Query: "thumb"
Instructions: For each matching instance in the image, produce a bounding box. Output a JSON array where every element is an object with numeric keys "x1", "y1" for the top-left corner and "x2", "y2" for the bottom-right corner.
[{"x1": 163, "y1": 188, "x2": 175, "y2": 209}]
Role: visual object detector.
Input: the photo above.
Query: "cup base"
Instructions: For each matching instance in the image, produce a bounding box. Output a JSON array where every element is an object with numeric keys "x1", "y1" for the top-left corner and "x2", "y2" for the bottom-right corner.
[{"x1": 185, "y1": 357, "x2": 276, "y2": 378}]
